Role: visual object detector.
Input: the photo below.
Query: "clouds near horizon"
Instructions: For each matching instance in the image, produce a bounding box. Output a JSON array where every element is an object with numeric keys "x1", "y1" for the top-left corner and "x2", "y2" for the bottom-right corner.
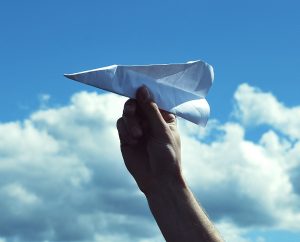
[{"x1": 0, "y1": 83, "x2": 299, "y2": 242}]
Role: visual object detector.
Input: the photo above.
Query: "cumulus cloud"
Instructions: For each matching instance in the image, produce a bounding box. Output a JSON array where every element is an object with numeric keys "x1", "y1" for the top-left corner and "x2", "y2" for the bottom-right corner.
[
  {"x1": 178, "y1": 83, "x2": 300, "y2": 235},
  {"x1": 234, "y1": 83, "x2": 300, "y2": 140},
  {"x1": 0, "y1": 84, "x2": 299, "y2": 241},
  {"x1": 180, "y1": 120, "x2": 300, "y2": 229},
  {"x1": 0, "y1": 92, "x2": 161, "y2": 242}
]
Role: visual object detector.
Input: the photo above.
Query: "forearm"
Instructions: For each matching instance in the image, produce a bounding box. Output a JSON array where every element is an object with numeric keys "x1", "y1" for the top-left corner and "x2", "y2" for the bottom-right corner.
[{"x1": 145, "y1": 179, "x2": 223, "y2": 242}]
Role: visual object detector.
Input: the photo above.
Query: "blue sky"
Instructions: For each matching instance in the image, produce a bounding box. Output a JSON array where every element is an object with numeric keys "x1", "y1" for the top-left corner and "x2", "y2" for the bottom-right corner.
[{"x1": 0, "y1": 1, "x2": 300, "y2": 242}]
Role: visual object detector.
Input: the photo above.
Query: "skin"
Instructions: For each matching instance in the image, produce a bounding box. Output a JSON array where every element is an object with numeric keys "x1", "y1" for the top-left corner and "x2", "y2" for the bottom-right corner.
[{"x1": 117, "y1": 86, "x2": 224, "y2": 242}]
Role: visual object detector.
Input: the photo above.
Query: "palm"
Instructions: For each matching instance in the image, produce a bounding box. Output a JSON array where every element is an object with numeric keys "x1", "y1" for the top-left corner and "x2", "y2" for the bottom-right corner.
[
  {"x1": 121, "y1": 122, "x2": 180, "y2": 193},
  {"x1": 117, "y1": 86, "x2": 182, "y2": 194}
]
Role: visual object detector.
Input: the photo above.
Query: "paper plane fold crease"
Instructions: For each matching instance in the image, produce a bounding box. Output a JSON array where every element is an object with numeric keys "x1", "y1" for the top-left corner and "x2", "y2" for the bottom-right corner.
[{"x1": 64, "y1": 60, "x2": 214, "y2": 126}]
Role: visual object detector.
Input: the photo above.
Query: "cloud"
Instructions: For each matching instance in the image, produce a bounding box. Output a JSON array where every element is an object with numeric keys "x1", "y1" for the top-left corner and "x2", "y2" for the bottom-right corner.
[
  {"x1": 180, "y1": 120, "x2": 300, "y2": 229},
  {"x1": 0, "y1": 91, "x2": 161, "y2": 241},
  {"x1": 0, "y1": 84, "x2": 299, "y2": 241},
  {"x1": 179, "y1": 83, "x2": 300, "y2": 232},
  {"x1": 234, "y1": 83, "x2": 300, "y2": 140},
  {"x1": 38, "y1": 94, "x2": 51, "y2": 109},
  {"x1": 216, "y1": 221, "x2": 251, "y2": 242}
]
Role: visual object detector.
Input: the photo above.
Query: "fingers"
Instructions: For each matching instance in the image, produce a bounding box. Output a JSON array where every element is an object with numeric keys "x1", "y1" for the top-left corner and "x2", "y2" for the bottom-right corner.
[
  {"x1": 160, "y1": 109, "x2": 176, "y2": 125},
  {"x1": 117, "y1": 86, "x2": 177, "y2": 145},
  {"x1": 117, "y1": 99, "x2": 143, "y2": 146},
  {"x1": 123, "y1": 99, "x2": 143, "y2": 138},
  {"x1": 136, "y1": 86, "x2": 167, "y2": 135},
  {"x1": 117, "y1": 118, "x2": 137, "y2": 146}
]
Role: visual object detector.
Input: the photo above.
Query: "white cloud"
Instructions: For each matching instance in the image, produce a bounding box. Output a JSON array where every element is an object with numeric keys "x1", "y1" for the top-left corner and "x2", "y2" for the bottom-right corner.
[
  {"x1": 178, "y1": 83, "x2": 300, "y2": 231},
  {"x1": 179, "y1": 124, "x2": 300, "y2": 240},
  {"x1": 234, "y1": 83, "x2": 300, "y2": 140},
  {"x1": 216, "y1": 220, "x2": 251, "y2": 242},
  {"x1": 0, "y1": 91, "x2": 162, "y2": 241},
  {"x1": 0, "y1": 85, "x2": 300, "y2": 241},
  {"x1": 2, "y1": 183, "x2": 39, "y2": 205},
  {"x1": 38, "y1": 94, "x2": 51, "y2": 109}
]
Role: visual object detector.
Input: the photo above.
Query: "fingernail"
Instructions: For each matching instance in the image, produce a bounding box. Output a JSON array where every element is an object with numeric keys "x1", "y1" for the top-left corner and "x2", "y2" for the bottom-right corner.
[{"x1": 138, "y1": 86, "x2": 150, "y2": 102}]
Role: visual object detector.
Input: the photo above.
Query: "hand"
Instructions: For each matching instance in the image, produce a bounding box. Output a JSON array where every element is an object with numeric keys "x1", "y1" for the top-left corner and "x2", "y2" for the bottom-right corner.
[
  {"x1": 117, "y1": 86, "x2": 224, "y2": 242},
  {"x1": 117, "y1": 86, "x2": 184, "y2": 194}
]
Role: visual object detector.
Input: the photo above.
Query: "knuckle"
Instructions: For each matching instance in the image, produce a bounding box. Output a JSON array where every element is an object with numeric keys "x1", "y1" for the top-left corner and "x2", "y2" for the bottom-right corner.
[
  {"x1": 149, "y1": 101, "x2": 158, "y2": 109},
  {"x1": 124, "y1": 98, "x2": 135, "y2": 107},
  {"x1": 123, "y1": 99, "x2": 136, "y2": 116},
  {"x1": 116, "y1": 117, "x2": 123, "y2": 129},
  {"x1": 148, "y1": 102, "x2": 160, "y2": 116}
]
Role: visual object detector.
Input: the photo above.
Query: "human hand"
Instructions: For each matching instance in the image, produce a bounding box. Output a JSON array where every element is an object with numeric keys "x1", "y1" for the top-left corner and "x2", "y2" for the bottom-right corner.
[{"x1": 117, "y1": 86, "x2": 184, "y2": 194}]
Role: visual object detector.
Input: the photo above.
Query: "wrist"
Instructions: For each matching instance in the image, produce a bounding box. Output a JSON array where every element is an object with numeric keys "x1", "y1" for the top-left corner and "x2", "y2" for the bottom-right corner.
[{"x1": 144, "y1": 172, "x2": 188, "y2": 198}]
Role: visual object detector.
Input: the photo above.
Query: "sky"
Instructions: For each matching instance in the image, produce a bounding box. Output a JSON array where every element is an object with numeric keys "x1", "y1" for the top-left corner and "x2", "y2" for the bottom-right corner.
[{"x1": 0, "y1": 0, "x2": 299, "y2": 241}]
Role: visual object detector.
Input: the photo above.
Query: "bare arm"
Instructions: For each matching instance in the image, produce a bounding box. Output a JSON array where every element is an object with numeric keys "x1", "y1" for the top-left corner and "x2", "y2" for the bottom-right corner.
[{"x1": 117, "y1": 86, "x2": 223, "y2": 242}]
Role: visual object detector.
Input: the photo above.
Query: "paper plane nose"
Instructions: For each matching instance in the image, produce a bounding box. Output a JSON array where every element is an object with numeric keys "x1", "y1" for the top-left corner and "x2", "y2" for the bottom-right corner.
[{"x1": 64, "y1": 73, "x2": 73, "y2": 79}]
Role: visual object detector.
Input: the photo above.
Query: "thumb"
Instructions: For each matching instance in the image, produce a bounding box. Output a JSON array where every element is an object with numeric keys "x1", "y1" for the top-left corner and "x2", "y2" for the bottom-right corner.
[{"x1": 136, "y1": 86, "x2": 166, "y2": 135}]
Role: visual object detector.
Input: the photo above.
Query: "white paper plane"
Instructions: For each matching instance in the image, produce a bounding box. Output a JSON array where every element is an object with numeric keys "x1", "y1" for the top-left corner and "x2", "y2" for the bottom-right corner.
[{"x1": 64, "y1": 60, "x2": 214, "y2": 126}]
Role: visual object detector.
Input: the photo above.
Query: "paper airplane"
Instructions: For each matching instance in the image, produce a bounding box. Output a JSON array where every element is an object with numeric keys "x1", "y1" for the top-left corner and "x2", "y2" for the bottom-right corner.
[{"x1": 64, "y1": 60, "x2": 214, "y2": 126}]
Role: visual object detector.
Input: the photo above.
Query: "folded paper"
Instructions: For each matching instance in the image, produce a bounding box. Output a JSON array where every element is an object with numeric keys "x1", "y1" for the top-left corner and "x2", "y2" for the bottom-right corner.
[{"x1": 64, "y1": 60, "x2": 214, "y2": 126}]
